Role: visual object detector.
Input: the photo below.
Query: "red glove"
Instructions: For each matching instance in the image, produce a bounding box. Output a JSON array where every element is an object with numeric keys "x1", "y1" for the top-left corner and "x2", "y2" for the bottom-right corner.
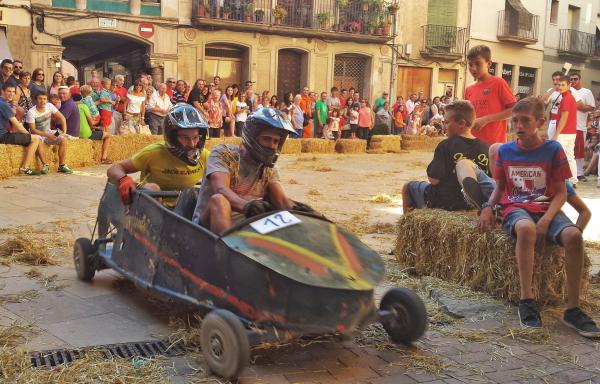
[{"x1": 118, "y1": 176, "x2": 137, "y2": 205}]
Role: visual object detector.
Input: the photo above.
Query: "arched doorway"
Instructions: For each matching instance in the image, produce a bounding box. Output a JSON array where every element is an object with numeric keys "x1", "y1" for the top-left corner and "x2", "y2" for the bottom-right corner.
[
  {"x1": 62, "y1": 32, "x2": 151, "y2": 85},
  {"x1": 204, "y1": 43, "x2": 249, "y2": 88},
  {"x1": 277, "y1": 49, "x2": 308, "y2": 100}
]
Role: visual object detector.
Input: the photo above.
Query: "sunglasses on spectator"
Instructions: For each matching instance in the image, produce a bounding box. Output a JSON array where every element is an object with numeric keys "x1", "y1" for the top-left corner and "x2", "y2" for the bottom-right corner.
[
  {"x1": 570, "y1": 77, "x2": 579, "y2": 82},
  {"x1": 167, "y1": 80, "x2": 175, "y2": 83}
]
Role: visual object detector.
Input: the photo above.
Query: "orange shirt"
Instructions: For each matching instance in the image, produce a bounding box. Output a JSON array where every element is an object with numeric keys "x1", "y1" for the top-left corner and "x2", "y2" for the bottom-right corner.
[
  {"x1": 298, "y1": 95, "x2": 312, "y2": 115},
  {"x1": 394, "y1": 110, "x2": 404, "y2": 128},
  {"x1": 464, "y1": 76, "x2": 516, "y2": 145}
]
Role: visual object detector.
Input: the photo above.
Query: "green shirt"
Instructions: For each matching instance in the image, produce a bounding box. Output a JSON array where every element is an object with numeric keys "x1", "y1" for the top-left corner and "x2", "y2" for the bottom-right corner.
[
  {"x1": 78, "y1": 103, "x2": 92, "y2": 139},
  {"x1": 314, "y1": 100, "x2": 328, "y2": 125},
  {"x1": 374, "y1": 97, "x2": 387, "y2": 113},
  {"x1": 92, "y1": 88, "x2": 113, "y2": 111}
]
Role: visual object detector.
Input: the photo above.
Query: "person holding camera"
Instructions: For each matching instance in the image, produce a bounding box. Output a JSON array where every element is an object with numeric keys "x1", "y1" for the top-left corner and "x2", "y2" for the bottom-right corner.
[{"x1": 234, "y1": 92, "x2": 249, "y2": 136}]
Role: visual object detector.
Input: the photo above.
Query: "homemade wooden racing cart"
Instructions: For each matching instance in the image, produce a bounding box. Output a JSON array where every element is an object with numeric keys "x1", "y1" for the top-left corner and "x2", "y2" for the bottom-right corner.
[{"x1": 74, "y1": 184, "x2": 427, "y2": 380}]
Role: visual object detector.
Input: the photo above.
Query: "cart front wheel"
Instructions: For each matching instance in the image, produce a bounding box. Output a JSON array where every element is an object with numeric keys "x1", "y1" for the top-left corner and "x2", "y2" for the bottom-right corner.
[
  {"x1": 379, "y1": 288, "x2": 427, "y2": 345},
  {"x1": 73, "y1": 238, "x2": 96, "y2": 282},
  {"x1": 200, "y1": 309, "x2": 250, "y2": 380}
]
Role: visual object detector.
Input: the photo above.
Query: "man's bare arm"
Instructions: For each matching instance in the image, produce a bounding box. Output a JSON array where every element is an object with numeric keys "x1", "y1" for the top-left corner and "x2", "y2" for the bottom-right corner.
[
  {"x1": 210, "y1": 172, "x2": 248, "y2": 213},
  {"x1": 266, "y1": 182, "x2": 294, "y2": 210}
]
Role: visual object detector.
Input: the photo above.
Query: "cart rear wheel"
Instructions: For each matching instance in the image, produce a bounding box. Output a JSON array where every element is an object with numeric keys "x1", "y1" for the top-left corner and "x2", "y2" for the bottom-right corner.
[
  {"x1": 379, "y1": 288, "x2": 427, "y2": 345},
  {"x1": 200, "y1": 309, "x2": 250, "y2": 380},
  {"x1": 74, "y1": 238, "x2": 96, "y2": 282}
]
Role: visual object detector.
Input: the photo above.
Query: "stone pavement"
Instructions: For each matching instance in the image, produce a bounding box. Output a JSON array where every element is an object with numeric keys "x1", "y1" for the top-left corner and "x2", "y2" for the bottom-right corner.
[{"x1": 0, "y1": 161, "x2": 599, "y2": 383}]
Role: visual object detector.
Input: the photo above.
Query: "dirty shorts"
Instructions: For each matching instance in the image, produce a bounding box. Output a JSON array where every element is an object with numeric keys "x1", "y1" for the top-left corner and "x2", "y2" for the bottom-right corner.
[{"x1": 502, "y1": 209, "x2": 577, "y2": 245}]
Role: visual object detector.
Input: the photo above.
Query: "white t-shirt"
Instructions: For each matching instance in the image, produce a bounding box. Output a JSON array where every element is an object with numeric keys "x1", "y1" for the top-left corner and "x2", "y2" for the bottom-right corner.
[
  {"x1": 25, "y1": 103, "x2": 58, "y2": 133},
  {"x1": 126, "y1": 93, "x2": 146, "y2": 114},
  {"x1": 572, "y1": 87, "x2": 595, "y2": 132},
  {"x1": 349, "y1": 110, "x2": 359, "y2": 124},
  {"x1": 236, "y1": 101, "x2": 248, "y2": 122}
]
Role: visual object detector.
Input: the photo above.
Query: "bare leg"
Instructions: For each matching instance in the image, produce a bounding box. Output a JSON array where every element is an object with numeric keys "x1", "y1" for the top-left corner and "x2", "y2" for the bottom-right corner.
[
  {"x1": 58, "y1": 140, "x2": 67, "y2": 165},
  {"x1": 36, "y1": 141, "x2": 48, "y2": 165},
  {"x1": 101, "y1": 133, "x2": 112, "y2": 160},
  {"x1": 561, "y1": 226, "x2": 584, "y2": 309},
  {"x1": 401, "y1": 183, "x2": 413, "y2": 214},
  {"x1": 514, "y1": 219, "x2": 536, "y2": 300},
  {"x1": 584, "y1": 153, "x2": 598, "y2": 176},
  {"x1": 20, "y1": 136, "x2": 40, "y2": 169},
  {"x1": 456, "y1": 159, "x2": 478, "y2": 186}
]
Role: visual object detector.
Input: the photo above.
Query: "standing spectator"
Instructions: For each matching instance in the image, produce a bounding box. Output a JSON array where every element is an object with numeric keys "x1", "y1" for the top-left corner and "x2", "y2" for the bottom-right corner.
[
  {"x1": 549, "y1": 75, "x2": 578, "y2": 184},
  {"x1": 348, "y1": 102, "x2": 360, "y2": 139},
  {"x1": 358, "y1": 99, "x2": 373, "y2": 144},
  {"x1": 0, "y1": 85, "x2": 41, "y2": 175},
  {"x1": 314, "y1": 92, "x2": 328, "y2": 138},
  {"x1": 74, "y1": 93, "x2": 112, "y2": 163},
  {"x1": 187, "y1": 79, "x2": 205, "y2": 112},
  {"x1": 146, "y1": 82, "x2": 173, "y2": 135},
  {"x1": 291, "y1": 94, "x2": 304, "y2": 138},
  {"x1": 0, "y1": 59, "x2": 17, "y2": 89},
  {"x1": 405, "y1": 93, "x2": 417, "y2": 115},
  {"x1": 92, "y1": 78, "x2": 115, "y2": 133},
  {"x1": 269, "y1": 95, "x2": 278, "y2": 108},
  {"x1": 213, "y1": 75, "x2": 221, "y2": 88},
  {"x1": 393, "y1": 103, "x2": 406, "y2": 135},
  {"x1": 113, "y1": 75, "x2": 128, "y2": 132},
  {"x1": 15, "y1": 72, "x2": 33, "y2": 113},
  {"x1": 352, "y1": 91, "x2": 360, "y2": 106},
  {"x1": 375, "y1": 101, "x2": 392, "y2": 134},
  {"x1": 298, "y1": 86, "x2": 313, "y2": 137},
  {"x1": 339, "y1": 88, "x2": 348, "y2": 108},
  {"x1": 341, "y1": 97, "x2": 354, "y2": 138},
  {"x1": 58, "y1": 86, "x2": 80, "y2": 138},
  {"x1": 281, "y1": 92, "x2": 295, "y2": 118},
  {"x1": 464, "y1": 45, "x2": 516, "y2": 145},
  {"x1": 47, "y1": 71, "x2": 64, "y2": 96},
  {"x1": 11, "y1": 60, "x2": 23, "y2": 84},
  {"x1": 231, "y1": 84, "x2": 240, "y2": 105},
  {"x1": 123, "y1": 79, "x2": 147, "y2": 133},
  {"x1": 172, "y1": 80, "x2": 187, "y2": 104},
  {"x1": 165, "y1": 77, "x2": 176, "y2": 99},
  {"x1": 87, "y1": 69, "x2": 100, "y2": 85},
  {"x1": 392, "y1": 95, "x2": 404, "y2": 114},
  {"x1": 80, "y1": 85, "x2": 100, "y2": 126},
  {"x1": 25, "y1": 91, "x2": 73, "y2": 174},
  {"x1": 66, "y1": 76, "x2": 81, "y2": 96},
  {"x1": 373, "y1": 91, "x2": 389, "y2": 113},
  {"x1": 570, "y1": 72, "x2": 596, "y2": 182},
  {"x1": 348, "y1": 88, "x2": 355, "y2": 103},
  {"x1": 220, "y1": 85, "x2": 235, "y2": 137},
  {"x1": 327, "y1": 86, "x2": 341, "y2": 114},
  {"x1": 234, "y1": 92, "x2": 249, "y2": 136},
  {"x1": 205, "y1": 89, "x2": 223, "y2": 138},
  {"x1": 30, "y1": 68, "x2": 46, "y2": 99},
  {"x1": 328, "y1": 108, "x2": 341, "y2": 139}
]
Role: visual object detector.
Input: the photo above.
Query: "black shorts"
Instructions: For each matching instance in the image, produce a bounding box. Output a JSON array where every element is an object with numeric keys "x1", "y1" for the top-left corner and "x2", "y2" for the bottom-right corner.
[
  {"x1": 0, "y1": 132, "x2": 32, "y2": 146},
  {"x1": 90, "y1": 130, "x2": 104, "y2": 140}
]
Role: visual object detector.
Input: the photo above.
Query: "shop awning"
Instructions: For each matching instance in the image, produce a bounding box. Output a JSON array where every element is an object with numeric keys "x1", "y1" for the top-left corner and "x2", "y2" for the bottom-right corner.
[
  {"x1": 0, "y1": 28, "x2": 12, "y2": 61},
  {"x1": 507, "y1": 0, "x2": 533, "y2": 16},
  {"x1": 506, "y1": 0, "x2": 534, "y2": 30}
]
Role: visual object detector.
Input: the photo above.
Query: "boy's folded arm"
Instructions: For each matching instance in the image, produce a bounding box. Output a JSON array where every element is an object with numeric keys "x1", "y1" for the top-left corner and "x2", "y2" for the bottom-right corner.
[
  {"x1": 427, "y1": 177, "x2": 440, "y2": 185},
  {"x1": 540, "y1": 179, "x2": 568, "y2": 223}
]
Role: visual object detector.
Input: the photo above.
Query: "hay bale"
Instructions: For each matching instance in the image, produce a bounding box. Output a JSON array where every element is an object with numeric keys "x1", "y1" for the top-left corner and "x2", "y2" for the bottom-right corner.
[
  {"x1": 394, "y1": 209, "x2": 590, "y2": 306},
  {"x1": 400, "y1": 135, "x2": 445, "y2": 151},
  {"x1": 282, "y1": 138, "x2": 302, "y2": 154},
  {"x1": 335, "y1": 139, "x2": 366, "y2": 153},
  {"x1": 369, "y1": 135, "x2": 402, "y2": 153},
  {"x1": 96, "y1": 135, "x2": 162, "y2": 163},
  {"x1": 301, "y1": 138, "x2": 336, "y2": 153},
  {"x1": 204, "y1": 136, "x2": 243, "y2": 150}
]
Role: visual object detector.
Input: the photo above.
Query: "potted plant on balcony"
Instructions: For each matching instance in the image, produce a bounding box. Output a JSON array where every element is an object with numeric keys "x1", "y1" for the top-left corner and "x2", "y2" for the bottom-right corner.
[
  {"x1": 367, "y1": 20, "x2": 377, "y2": 35},
  {"x1": 272, "y1": 6, "x2": 287, "y2": 25},
  {"x1": 222, "y1": 4, "x2": 231, "y2": 19},
  {"x1": 255, "y1": 8, "x2": 265, "y2": 23},
  {"x1": 337, "y1": 15, "x2": 347, "y2": 32},
  {"x1": 361, "y1": 0, "x2": 369, "y2": 12},
  {"x1": 382, "y1": 17, "x2": 391, "y2": 36},
  {"x1": 317, "y1": 12, "x2": 331, "y2": 30},
  {"x1": 348, "y1": 20, "x2": 361, "y2": 34},
  {"x1": 197, "y1": 0, "x2": 208, "y2": 17},
  {"x1": 337, "y1": 0, "x2": 349, "y2": 7},
  {"x1": 243, "y1": 3, "x2": 253, "y2": 21},
  {"x1": 388, "y1": 1, "x2": 399, "y2": 16}
]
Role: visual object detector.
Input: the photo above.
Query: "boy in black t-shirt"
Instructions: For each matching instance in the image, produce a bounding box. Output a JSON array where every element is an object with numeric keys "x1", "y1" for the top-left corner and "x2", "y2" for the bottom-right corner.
[{"x1": 402, "y1": 101, "x2": 495, "y2": 212}]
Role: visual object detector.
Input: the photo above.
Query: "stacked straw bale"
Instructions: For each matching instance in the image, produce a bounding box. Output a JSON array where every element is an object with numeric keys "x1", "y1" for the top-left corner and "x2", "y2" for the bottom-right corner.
[
  {"x1": 335, "y1": 139, "x2": 366, "y2": 153},
  {"x1": 205, "y1": 136, "x2": 242, "y2": 150},
  {"x1": 369, "y1": 135, "x2": 402, "y2": 153},
  {"x1": 394, "y1": 209, "x2": 590, "y2": 306},
  {"x1": 400, "y1": 135, "x2": 445, "y2": 151},
  {"x1": 282, "y1": 138, "x2": 302, "y2": 154},
  {"x1": 301, "y1": 139, "x2": 336, "y2": 153}
]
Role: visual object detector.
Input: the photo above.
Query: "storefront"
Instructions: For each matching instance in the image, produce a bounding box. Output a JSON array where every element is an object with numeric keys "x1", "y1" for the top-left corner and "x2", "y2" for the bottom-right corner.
[{"x1": 517, "y1": 66, "x2": 536, "y2": 98}]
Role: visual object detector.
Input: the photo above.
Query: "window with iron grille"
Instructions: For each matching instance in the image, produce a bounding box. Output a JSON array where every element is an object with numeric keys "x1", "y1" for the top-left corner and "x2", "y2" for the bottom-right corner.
[
  {"x1": 205, "y1": 46, "x2": 244, "y2": 59},
  {"x1": 334, "y1": 55, "x2": 367, "y2": 96}
]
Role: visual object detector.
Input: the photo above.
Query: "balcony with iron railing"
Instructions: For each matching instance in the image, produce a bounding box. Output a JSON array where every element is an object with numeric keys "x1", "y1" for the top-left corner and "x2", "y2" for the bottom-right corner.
[
  {"x1": 496, "y1": 10, "x2": 538, "y2": 44},
  {"x1": 191, "y1": 0, "x2": 395, "y2": 43},
  {"x1": 420, "y1": 24, "x2": 467, "y2": 60},
  {"x1": 51, "y1": 0, "x2": 161, "y2": 17},
  {"x1": 558, "y1": 29, "x2": 595, "y2": 57}
]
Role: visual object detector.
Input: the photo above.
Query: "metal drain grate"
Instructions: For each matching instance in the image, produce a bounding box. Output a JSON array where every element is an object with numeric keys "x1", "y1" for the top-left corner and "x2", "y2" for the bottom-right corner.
[{"x1": 31, "y1": 340, "x2": 188, "y2": 368}]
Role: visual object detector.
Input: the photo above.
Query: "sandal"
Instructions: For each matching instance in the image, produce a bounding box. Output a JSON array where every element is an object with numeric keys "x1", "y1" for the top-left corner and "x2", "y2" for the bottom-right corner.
[{"x1": 101, "y1": 158, "x2": 113, "y2": 164}]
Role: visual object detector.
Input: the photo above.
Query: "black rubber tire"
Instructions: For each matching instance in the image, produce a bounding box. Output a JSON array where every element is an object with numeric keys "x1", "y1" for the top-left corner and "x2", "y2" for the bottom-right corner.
[
  {"x1": 379, "y1": 288, "x2": 427, "y2": 345},
  {"x1": 73, "y1": 238, "x2": 96, "y2": 282},
  {"x1": 200, "y1": 309, "x2": 250, "y2": 380}
]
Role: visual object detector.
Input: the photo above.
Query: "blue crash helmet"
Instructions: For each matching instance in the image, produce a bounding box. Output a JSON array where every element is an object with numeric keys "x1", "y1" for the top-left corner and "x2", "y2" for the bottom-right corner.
[
  {"x1": 242, "y1": 107, "x2": 296, "y2": 167},
  {"x1": 164, "y1": 103, "x2": 210, "y2": 165}
]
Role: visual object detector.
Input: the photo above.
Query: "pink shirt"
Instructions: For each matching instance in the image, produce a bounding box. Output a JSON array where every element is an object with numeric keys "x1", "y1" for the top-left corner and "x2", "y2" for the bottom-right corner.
[{"x1": 358, "y1": 107, "x2": 372, "y2": 127}]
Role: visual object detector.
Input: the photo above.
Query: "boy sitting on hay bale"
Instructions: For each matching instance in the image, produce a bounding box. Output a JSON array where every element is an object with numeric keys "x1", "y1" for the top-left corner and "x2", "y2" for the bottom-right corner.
[
  {"x1": 402, "y1": 100, "x2": 494, "y2": 212},
  {"x1": 478, "y1": 97, "x2": 599, "y2": 337}
]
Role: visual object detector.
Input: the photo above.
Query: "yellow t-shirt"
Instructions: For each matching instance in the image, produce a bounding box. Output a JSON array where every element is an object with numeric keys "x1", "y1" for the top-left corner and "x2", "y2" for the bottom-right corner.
[{"x1": 131, "y1": 142, "x2": 209, "y2": 191}]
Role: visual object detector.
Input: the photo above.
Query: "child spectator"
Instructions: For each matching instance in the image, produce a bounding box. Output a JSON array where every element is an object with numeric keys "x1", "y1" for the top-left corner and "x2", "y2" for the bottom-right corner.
[
  {"x1": 80, "y1": 85, "x2": 100, "y2": 126},
  {"x1": 478, "y1": 97, "x2": 598, "y2": 336},
  {"x1": 358, "y1": 99, "x2": 373, "y2": 145},
  {"x1": 73, "y1": 93, "x2": 112, "y2": 164},
  {"x1": 92, "y1": 78, "x2": 115, "y2": 133},
  {"x1": 393, "y1": 104, "x2": 405, "y2": 135},
  {"x1": 349, "y1": 102, "x2": 360, "y2": 139},
  {"x1": 464, "y1": 45, "x2": 516, "y2": 145},
  {"x1": 402, "y1": 100, "x2": 492, "y2": 212},
  {"x1": 234, "y1": 92, "x2": 249, "y2": 137},
  {"x1": 328, "y1": 109, "x2": 341, "y2": 139}
]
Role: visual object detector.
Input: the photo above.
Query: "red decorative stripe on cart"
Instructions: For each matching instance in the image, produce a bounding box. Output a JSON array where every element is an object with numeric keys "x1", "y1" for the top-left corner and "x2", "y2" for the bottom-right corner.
[{"x1": 131, "y1": 231, "x2": 285, "y2": 324}]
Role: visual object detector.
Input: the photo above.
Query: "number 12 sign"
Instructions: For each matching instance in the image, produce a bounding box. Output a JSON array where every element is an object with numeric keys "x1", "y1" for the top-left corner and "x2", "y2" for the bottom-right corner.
[{"x1": 250, "y1": 211, "x2": 302, "y2": 235}]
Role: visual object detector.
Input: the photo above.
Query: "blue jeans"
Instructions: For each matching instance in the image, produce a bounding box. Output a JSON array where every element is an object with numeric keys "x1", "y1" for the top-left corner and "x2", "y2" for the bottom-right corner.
[{"x1": 502, "y1": 208, "x2": 577, "y2": 245}]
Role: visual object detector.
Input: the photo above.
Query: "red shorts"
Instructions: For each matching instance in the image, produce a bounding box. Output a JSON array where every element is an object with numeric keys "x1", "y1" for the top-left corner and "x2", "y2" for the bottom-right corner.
[
  {"x1": 100, "y1": 109, "x2": 112, "y2": 128},
  {"x1": 575, "y1": 130, "x2": 585, "y2": 159}
]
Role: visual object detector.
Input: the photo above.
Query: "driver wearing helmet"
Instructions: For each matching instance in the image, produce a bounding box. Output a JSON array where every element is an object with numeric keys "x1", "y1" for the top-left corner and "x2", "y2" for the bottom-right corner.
[
  {"x1": 192, "y1": 107, "x2": 310, "y2": 232},
  {"x1": 107, "y1": 104, "x2": 210, "y2": 207}
]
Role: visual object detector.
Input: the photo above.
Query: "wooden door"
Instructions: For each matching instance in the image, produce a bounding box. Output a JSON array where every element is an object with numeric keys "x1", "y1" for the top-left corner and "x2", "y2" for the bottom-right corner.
[
  {"x1": 396, "y1": 67, "x2": 432, "y2": 99},
  {"x1": 277, "y1": 50, "x2": 302, "y2": 100}
]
